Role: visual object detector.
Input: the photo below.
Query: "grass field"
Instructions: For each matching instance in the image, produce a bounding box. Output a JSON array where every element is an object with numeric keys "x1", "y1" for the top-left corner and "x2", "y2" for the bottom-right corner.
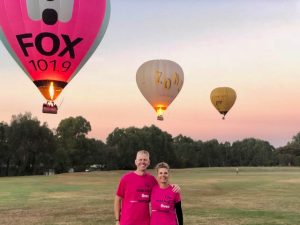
[{"x1": 0, "y1": 167, "x2": 300, "y2": 225}]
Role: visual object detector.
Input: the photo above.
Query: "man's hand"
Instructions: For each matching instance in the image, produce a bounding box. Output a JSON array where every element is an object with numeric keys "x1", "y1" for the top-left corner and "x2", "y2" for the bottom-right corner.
[
  {"x1": 114, "y1": 195, "x2": 122, "y2": 225},
  {"x1": 171, "y1": 184, "x2": 181, "y2": 193}
]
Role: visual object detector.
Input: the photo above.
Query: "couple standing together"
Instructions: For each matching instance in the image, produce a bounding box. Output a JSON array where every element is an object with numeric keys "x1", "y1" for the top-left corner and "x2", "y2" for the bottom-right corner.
[{"x1": 114, "y1": 150, "x2": 184, "y2": 225}]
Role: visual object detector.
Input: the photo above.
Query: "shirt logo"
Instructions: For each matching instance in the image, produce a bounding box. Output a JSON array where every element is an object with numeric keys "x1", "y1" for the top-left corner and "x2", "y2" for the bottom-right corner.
[
  {"x1": 161, "y1": 204, "x2": 170, "y2": 209},
  {"x1": 141, "y1": 194, "x2": 149, "y2": 198}
]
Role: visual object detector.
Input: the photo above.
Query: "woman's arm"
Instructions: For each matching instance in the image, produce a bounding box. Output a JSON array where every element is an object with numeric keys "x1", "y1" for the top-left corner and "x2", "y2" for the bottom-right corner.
[{"x1": 175, "y1": 201, "x2": 183, "y2": 225}]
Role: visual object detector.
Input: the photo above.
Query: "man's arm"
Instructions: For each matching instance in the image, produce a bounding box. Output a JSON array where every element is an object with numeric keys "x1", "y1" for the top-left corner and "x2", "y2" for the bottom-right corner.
[
  {"x1": 171, "y1": 184, "x2": 181, "y2": 193},
  {"x1": 114, "y1": 195, "x2": 122, "y2": 225}
]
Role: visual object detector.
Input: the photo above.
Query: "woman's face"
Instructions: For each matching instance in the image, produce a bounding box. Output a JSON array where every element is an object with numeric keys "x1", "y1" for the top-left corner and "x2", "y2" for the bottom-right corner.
[{"x1": 157, "y1": 168, "x2": 169, "y2": 184}]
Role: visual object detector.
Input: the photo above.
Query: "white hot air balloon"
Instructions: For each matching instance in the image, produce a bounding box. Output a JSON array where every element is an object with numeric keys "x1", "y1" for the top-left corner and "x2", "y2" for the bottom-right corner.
[{"x1": 136, "y1": 59, "x2": 184, "y2": 120}]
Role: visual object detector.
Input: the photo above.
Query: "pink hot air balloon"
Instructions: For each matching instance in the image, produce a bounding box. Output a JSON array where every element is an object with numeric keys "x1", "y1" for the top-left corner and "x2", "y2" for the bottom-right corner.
[{"x1": 0, "y1": 0, "x2": 110, "y2": 113}]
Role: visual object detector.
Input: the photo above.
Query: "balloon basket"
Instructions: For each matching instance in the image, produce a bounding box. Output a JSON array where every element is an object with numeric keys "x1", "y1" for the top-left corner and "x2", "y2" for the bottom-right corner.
[
  {"x1": 157, "y1": 115, "x2": 164, "y2": 121},
  {"x1": 42, "y1": 102, "x2": 58, "y2": 114}
]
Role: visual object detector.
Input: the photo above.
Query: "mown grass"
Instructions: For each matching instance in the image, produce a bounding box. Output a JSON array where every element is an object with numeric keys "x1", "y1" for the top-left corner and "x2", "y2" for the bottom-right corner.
[{"x1": 0, "y1": 167, "x2": 299, "y2": 225}]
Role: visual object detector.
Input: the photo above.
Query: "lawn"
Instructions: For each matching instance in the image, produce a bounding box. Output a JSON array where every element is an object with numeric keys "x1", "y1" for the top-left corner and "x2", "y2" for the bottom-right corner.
[{"x1": 0, "y1": 167, "x2": 300, "y2": 225}]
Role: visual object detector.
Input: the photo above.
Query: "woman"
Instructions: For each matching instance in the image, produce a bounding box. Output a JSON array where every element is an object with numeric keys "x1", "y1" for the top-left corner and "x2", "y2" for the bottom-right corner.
[{"x1": 150, "y1": 162, "x2": 183, "y2": 225}]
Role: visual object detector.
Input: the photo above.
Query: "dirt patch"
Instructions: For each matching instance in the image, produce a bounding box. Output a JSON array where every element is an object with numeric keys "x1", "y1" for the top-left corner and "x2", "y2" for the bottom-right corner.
[{"x1": 277, "y1": 179, "x2": 300, "y2": 184}]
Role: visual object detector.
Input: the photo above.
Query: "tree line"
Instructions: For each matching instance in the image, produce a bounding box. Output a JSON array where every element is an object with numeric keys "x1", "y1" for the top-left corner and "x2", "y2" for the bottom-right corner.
[{"x1": 0, "y1": 113, "x2": 299, "y2": 176}]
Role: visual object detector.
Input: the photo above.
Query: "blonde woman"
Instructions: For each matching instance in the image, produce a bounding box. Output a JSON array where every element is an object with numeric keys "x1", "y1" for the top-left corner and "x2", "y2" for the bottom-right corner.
[{"x1": 150, "y1": 162, "x2": 183, "y2": 225}]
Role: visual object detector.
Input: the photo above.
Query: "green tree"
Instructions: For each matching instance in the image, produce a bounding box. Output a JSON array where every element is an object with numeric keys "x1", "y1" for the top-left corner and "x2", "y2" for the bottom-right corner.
[
  {"x1": 55, "y1": 116, "x2": 92, "y2": 172},
  {"x1": 106, "y1": 125, "x2": 176, "y2": 169},
  {"x1": 0, "y1": 122, "x2": 9, "y2": 176},
  {"x1": 289, "y1": 131, "x2": 300, "y2": 145},
  {"x1": 203, "y1": 139, "x2": 225, "y2": 167},
  {"x1": 173, "y1": 135, "x2": 201, "y2": 168},
  {"x1": 230, "y1": 138, "x2": 275, "y2": 166},
  {"x1": 273, "y1": 131, "x2": 300, "y2": 166},
  {"x1": 56, "y1": 116, "x2": 91, "y2": 140},
  {"x1": 7, "y1": 113, "x2": 56, "y2": 175}
]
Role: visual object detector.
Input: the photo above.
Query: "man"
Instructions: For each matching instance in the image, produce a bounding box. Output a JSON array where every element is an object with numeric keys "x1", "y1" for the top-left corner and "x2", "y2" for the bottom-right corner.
[{"x1": 114, "y1": 150, "x2": 180, "y2": 225}]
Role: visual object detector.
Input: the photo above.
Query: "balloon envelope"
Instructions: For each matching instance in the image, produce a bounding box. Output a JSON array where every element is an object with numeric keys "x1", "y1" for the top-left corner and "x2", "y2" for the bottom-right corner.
[
  {"x1": 210, "y1": 87, "x2": 236, "y2": 119},
  {"x1": 0, "y1": 0, "x2": 110, "y2": 102},
  {"x1": 136, "y1": 59, "x2": 184, "y2": 120}
]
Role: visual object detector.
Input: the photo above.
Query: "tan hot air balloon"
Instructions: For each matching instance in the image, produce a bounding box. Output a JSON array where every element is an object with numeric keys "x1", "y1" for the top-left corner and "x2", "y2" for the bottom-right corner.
[
  {"x1": 136, "y1": 59, "x2": 184, "y2": 120},
  {"x1": 210, "y1": 87, "x2": 236, "y2": 119}
]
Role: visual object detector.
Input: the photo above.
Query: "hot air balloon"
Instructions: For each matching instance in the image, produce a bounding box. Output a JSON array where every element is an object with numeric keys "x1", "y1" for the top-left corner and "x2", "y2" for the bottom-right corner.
[
  {"x1": 0, "y1": 0, "x2": 110, "y2": 114},
  {"x1": 210, "y1": 87, "x2": 236, "y2": 119},
  {"x1": 136, "y1": 59, "x2": 184, "y2": 121}
]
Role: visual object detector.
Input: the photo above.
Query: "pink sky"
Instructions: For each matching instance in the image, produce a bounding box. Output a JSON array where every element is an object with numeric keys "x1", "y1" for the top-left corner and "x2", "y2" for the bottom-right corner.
[{"x1": 1, "y1": 0, "x2": 300, "y2": 147}]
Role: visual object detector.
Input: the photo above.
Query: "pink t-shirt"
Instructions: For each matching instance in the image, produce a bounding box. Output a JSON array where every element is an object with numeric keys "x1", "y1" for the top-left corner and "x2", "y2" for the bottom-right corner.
[
  {"x1": 150, "y1": 185, "x2": 181, "y2": 225},
  {"x1": 116, "y1": 172, "x2": 157, "y2": 225}
]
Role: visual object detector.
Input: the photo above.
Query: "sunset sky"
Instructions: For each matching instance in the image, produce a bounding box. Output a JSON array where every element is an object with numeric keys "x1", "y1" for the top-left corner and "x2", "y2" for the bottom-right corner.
[{"x1": 1, "y1": 0, "x2": 300, "y2": 147}]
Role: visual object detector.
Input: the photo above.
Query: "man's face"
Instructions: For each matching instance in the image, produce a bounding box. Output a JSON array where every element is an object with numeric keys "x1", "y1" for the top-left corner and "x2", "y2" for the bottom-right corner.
[{"x1": 135, "y1": 153, "x2": 150, "y2": 172}]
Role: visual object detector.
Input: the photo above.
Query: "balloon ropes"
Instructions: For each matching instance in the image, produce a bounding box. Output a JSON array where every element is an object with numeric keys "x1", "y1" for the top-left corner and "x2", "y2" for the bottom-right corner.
[
  {"x1": 210, "y1": 87, "x2": 236, "y2": 119},
  {"x1": 136, "y1": 59, "x2": 184, "y2": 121},
  {"x1": 0, "y1": 0, "x2": 110, "y2": 114}
]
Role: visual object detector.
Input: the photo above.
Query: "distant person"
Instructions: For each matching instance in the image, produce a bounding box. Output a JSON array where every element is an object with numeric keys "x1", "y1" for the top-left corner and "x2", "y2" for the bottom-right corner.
[
  {"x1": 150, "y1": 162, "x2": 183, "y2": 225},
  {"x1": 114, "y1": 150, "x2": 180, "y2": 225},
  {"x1": 236, "y1": 167, "x2": 239, "y2": 175}
]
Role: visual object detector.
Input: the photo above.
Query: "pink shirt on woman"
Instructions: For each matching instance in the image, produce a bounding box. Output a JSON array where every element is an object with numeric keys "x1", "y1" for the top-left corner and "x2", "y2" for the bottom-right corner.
[
  {"x1": 116, "y1": 172, "x2": 157, "y2": 225},
  {"x1": 150, "y1": 185, "x2": 181, "y2": 225}
]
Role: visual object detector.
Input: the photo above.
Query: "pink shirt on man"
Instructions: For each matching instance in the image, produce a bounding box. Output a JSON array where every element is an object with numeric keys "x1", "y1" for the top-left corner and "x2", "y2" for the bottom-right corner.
[
  {"x1": 116, "y1": 172, "x2": 157, "y2": 225},
  {"x1": 150, "y1": 185, "x2": 181, "y2": 225}
]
